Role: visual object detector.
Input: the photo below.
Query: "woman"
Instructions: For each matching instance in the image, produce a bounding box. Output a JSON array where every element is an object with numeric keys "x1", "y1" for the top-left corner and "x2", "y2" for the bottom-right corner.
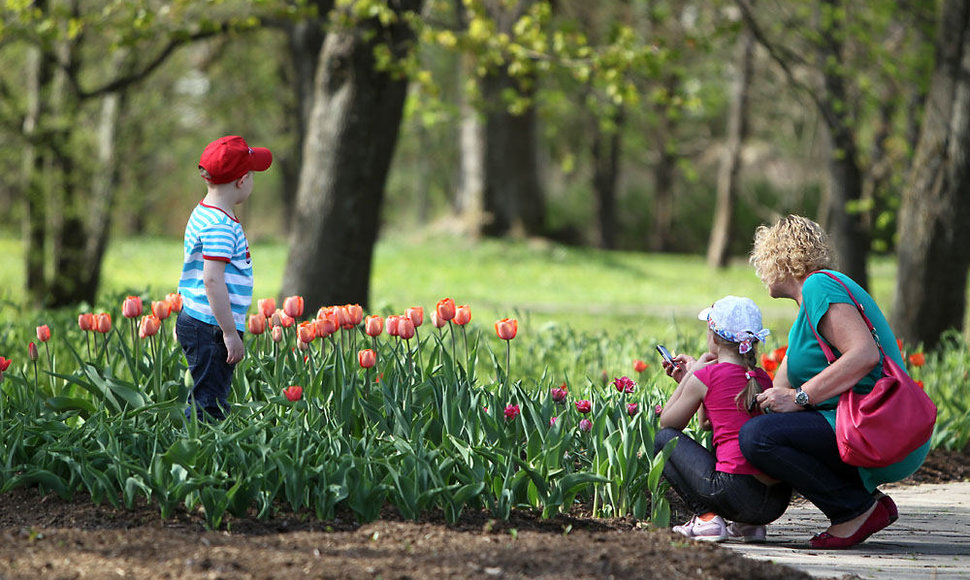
[
  {"x1": 655, "y1": 296, "x2": 791, "y2": 543},
  {"x1": 741, "y1": 215, "x2": 930, "y2": 549}
]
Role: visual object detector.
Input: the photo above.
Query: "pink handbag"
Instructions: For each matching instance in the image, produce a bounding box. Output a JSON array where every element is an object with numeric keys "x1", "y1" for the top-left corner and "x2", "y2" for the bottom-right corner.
[{"x1": 808, "y1": 272, "x2": 937, "y2": 468}]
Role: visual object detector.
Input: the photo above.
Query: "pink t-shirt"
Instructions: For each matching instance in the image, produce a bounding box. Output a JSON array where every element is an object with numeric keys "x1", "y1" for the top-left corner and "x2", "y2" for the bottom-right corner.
[{"x1": 694, "y1": 362, "x2": 773, "y2": 475}]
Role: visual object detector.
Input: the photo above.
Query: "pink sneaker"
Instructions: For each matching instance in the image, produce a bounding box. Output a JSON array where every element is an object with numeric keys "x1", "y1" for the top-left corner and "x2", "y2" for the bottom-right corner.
[
  {"x1": 726, "y1": 521, "x2": 767, "y2": 543},
  {"x1": 673, "y1": 514, "x2": 728, "y2": 542}
]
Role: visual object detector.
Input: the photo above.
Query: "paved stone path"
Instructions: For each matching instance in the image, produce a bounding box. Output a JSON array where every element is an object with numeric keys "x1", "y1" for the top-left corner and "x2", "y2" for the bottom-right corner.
[{"x1": 722, "y1": 481, "x2": 970, "y2": 579}]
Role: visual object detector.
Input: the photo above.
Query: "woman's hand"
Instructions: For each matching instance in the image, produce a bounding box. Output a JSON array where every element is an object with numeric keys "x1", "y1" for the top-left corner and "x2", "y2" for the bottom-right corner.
[{"x1": 756, "y1": 386, "x2": 800, "y2": 414}]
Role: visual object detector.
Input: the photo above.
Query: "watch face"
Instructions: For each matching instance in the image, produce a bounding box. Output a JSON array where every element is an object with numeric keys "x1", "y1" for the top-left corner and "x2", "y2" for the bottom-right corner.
[{"x1": 796, "y1": 390, "x2": 809, "y2": 406}]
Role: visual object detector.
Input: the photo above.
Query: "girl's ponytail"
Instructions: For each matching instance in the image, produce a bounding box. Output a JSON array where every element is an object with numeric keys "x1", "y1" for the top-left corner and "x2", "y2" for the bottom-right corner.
[{"x1": 735, "y1": 346, "x2": 763, "y2": 414}]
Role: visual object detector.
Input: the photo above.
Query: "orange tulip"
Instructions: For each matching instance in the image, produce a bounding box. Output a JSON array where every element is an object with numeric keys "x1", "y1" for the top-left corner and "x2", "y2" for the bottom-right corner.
[
  {"x1": 385, "y1": 315, "x2": 401, "y2": 337},
  {"x1": 453, "y1": 305, "x2": 471, "y2": 326},
  {"x1": 358, "y1": 349, "x2": 377, "y2": 369},
  {"x1": 282, "y1": 295, "x2": 304, "y2": 318},
  {"x1": 297, "y1": 321, "x2": 317, "y2": 343},
  {"x1": 28, "y1": 342, "x2": 39, "y2": 362},
  {"x1": 495, "y1": 318, "x2": 518, "y2": 341},
  {"x1": 633, "y1": 359, "x2": 648, "y2": 373},
  {"x1": 248, "y1": 314, "x2": 266, "y2": 335},
  {"x1": 276, "y1": 310, "x2": 295, "y2": 328},
  {"x1": 151, "y1": 300, "x2": 172, "y2": 321},
  {"x1": 122, "y1": 295, "x2": 143, "y2": 319},
  {"x1": 259, "y1": 298, "x2": 276, "y2": 319},
  {"x1": 908, "y1": 352, "x2": 926, "y2": 367},
  {"x1": 166, "y1": 292, "x2": 183, "y2": 313},
  {"x1": 430, "y1": 311, "x2": 446, "y2": 329},
  {"x1": 365, "y1": 315, "x2": 384, "y2": 337},
  {"x1": 346, "y1": 304, "x2": 364, "y2": 326},
  {"x1": 138, "y1": 315, "x2": 161, "y2": 339},
  {"x1": 35, "y1": 325, "x2": 51, "y2": 343},
  {"x1": 316, "y1": 317, "x2": 338, "y2": 338},
  {"x1": 405, "y1": 307, "x2": 424, "y2": 327},
  {"x1": 78, "y1": 313, "x2": 95, "y2": 332},
  {"x1": 436, "y1": 298, "x2": 456, "y2": 322},
  {"x1": 95, "y1": 312, "x2": 112, "y2": 333},
  {"x1": 398, "y1": 317, "x2": 416, "y2": 340}
]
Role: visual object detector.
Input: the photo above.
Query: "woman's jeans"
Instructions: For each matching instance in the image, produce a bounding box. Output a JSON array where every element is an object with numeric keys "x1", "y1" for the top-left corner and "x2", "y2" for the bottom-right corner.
[
  {"x1": 176, "y1": 311, "x2": 238, "y2": 421},
  {"x1": 739, "y1": 411, "x2": 876, "y2": 524},
  {"x1": 654, "y1": 428, "x2": 791, "y2": 525}
]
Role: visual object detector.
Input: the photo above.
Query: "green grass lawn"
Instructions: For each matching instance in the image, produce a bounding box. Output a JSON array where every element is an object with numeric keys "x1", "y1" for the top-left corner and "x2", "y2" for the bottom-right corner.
[{"x1": 0, "y1": 230, "x2": 908, "y2": 346}]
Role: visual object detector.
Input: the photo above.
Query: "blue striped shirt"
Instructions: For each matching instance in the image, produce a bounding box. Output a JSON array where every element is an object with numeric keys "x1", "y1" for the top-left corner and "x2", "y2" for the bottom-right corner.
[{"x1": 178, "y1": 202, "x2": 253, "y2": 331}]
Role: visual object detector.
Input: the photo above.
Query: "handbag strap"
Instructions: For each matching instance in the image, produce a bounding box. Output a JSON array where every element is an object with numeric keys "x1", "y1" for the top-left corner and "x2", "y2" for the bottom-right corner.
[{"x1": 806, "y1": 271, "x2": 888, "y2": 364}]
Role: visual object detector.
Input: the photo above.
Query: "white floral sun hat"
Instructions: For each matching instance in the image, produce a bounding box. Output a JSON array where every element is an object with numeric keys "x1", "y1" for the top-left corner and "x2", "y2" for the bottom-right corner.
[{"x1": 697, "y1": 296, "x2": 770, "y2": 354}]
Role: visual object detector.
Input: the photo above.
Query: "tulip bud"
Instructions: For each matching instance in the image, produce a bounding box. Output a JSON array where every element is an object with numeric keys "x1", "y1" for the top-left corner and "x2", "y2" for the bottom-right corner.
[
  {"x1": 166, "y1": 292, "x2": 183, "y2": 313},
  {"x1": 405, "y1": 307, "x2": 424, "y2": 327},
  {"x1": 78, "y1": 313, "x2": 95, "y2": 332},
  {"x1": 28, "y1": 342, "x2": 39, "y2": 362},
  {"x1": 358, "y1": 349, "x2": 377, "y2": 369},
  {"x1": 579, "y1": 418, "x2": 592, "y2": 432},
  {"x1": 385, "y1": 315, "x2": 400, "y2": 337},
  {"x1": 365, "y1": 315, "x2": 384, "y2": 337},
  {"x1": 271, "y1": 326, "x2": 284, "y2": 343},
  {"x1": 248, "y1": 314, "x2": 266, "y2": 335},
  {"x1": 436, "y1": 298, "x2": 456, "y2": 322},
  {"x1": 122, "y1": 295, "x2": 143, "y2": 319},
  {"x1": 151, "y1": 300, "x2": 172, "y2": 321},
  {"x1": 36, "y1": 325, "x2": 51, "y2": 343},
  {"x1": 398, "y1": 318, "x2": 415, "y2": 340},
  {"x1": 96, "y1": 312, "x2": 112, "y2": 334},
  {"x1": 550, "y1": 383, "x2": 568, "y2": 403},
  {"x1": 346, "y1": 304, "x2": 364, "y2": 326},
  {"x1": 627, "y1": 403, "x2": 639, "y2": 417},
  {"x1": 453, "y1": 305, "x2": 471, "y2": 326}
]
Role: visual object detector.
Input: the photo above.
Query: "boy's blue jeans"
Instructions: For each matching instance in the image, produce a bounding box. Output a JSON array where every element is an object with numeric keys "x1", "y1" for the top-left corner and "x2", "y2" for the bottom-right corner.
[
  {"x1": 654, "y1": 427, "x2": 791, "y2": 525},
  {"x1": 176, "y1": 311, "x2": 239, "y2": 421},
  {"x1": 739, "y1": 411, "x2": 876, "y2": 524}
]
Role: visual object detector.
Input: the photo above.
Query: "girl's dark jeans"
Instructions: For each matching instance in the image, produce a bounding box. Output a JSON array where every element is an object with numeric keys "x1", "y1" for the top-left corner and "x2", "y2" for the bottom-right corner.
[
  {"x1": 654, "y1": 427, "x2": 792, "y2": 525},
  {"x1": 176, "y1": 311, "x2": 239, "y2": 422},
  {"x1": 738, "y1": 411, "x2": 876, "y2": 524}
]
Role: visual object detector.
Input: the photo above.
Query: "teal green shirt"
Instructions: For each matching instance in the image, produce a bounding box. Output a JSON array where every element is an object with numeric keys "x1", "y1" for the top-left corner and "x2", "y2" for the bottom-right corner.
[{"x1": 787, "y1": 270, "x2": 929, "y2": 491}]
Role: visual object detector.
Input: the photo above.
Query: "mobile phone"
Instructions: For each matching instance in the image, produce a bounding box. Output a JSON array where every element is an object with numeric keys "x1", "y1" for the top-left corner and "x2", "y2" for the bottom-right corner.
[{"x1": 656, "y1": 344, "x2": 676, "y2": 366}]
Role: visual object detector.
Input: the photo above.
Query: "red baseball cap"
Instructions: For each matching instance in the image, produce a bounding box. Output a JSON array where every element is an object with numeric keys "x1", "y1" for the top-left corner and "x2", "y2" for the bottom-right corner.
[{"x1": 198, "y1": 135, "x2": 273, "y2": 184}]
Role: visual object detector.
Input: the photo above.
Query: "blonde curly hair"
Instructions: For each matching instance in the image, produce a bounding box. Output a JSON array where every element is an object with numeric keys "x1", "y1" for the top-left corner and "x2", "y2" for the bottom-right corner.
[{"x1": 749, "y1": 215, "x2": 837, "y2": 287}]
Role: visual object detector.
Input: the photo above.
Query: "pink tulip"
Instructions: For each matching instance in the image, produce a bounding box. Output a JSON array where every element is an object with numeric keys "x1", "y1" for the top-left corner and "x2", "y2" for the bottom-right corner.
[
  {"x1": 248, "y1": 314, "x2": 266, "y2": 335},
  {"x1": 166, "y1": 292, "x2": 183, "y2": 313},
  {"x1": 405, "y1": 307, "x2": 424, "y2": 327},
  {"x1": 550, "y1": 383, "x2": 568, "y2": 403},
  {"x1": 627, "y1": 403, "x2": 639, "y2": 417},
  {"x1": 453, "y1": 305, "x2": 471, "y2": 326},
  {"x1": 346, "y1": 304, "x2": 364, "y2": 326},
  {"x1": 579, "y1": 418, "x2": 592, "y2": 432},
  {"x1": 613, "y1": 376, "x2": 636, "y2": 394},
  {"x1": 282, "y1": 295, "x2": 304, "y2": 318},
  {"x1": 495, "y1": 318, "x2": 518, "y2": 341},
  {"x1": 122, "y1": 296, "x2": 143, "y2": 319},
  {"x1": 271, "y1": 326, "x2": 284, "y2": 343},
  {"x1": 385, "y1": 315, "x2": 401, "y2": 337},
  {"x1": 397, "y1": 317, "x2": 415, "y2": 340},
  {"x1": 430, "y1": 311, "x2": 446, "y2": 329},
  {"x1": 78, "y1": 313, "x2": 95, "y2": 332},
  {"x1": 504, "y1": 404, "x2": 520, "y2": 421},
  {"x1": 575, "y1": 399, "x2": 592, "y2": 414},
  {"x1": 358, "y1": 349, "x2": 377, "y2": 369},
  {"x1": 138, "y1": 315, "x2": 161, "y2": 339},
  {"x1": 36, "y1": 325, "x2": 51, "y2": 343},
  {"x1": 259, "y1": 298, "x2": 276, "y2": 319},
  {"x1": 95, "y1": 313, "x2": 112, "y2": 333},
  {"x1": 151, "y1": 300, "x2": 172, "y2": 321},
  {"x1": 297, "y1": 321, "x2": 317, "y2": 344},
  {"x1": 365, "y1": 315, "x2": 384, "y2": 337}
]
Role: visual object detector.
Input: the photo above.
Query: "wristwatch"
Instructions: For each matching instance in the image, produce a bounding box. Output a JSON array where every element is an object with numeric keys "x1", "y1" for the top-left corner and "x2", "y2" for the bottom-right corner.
[{"x1": 794, "y1": 388, "x2": 811, "y2": 408}]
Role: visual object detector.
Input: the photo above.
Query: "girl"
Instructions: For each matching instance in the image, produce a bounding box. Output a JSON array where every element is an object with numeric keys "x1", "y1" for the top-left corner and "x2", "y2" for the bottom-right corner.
[{"x1": 655, "y1": 295, "x2": 791, "y2": 542}]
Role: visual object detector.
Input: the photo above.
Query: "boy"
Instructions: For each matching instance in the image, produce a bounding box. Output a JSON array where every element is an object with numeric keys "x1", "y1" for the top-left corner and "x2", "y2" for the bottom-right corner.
[{"x1": 176, "y1": 135, "x2": 272, "y2": 421}]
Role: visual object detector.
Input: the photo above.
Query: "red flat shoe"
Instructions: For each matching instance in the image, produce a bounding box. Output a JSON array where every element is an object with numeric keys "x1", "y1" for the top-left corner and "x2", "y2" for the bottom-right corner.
[
  {"x1": 810, "y1": 501, "x2": 892, "y2": 549},
  {"x1": 877, "y1": 493, "x2": 898, "y2": 524}
]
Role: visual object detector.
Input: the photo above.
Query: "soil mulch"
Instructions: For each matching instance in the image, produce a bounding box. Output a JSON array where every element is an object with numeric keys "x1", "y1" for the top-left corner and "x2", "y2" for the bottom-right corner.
[{"x1": 0, "y1": 447, "x2": 966, "y2": 579}]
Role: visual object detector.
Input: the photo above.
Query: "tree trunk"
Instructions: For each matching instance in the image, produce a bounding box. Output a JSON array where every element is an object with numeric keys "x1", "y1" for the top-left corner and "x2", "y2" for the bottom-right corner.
[
  {"x1": 816, "y1": 0, "x2": 869, "y2": 289},
  {"x1": 650, "y1": 76, "x2": 679, "y2": 253},
  {"x1": 279, "y1": 0, "x2": 423, "y2": 309},
  {"x1": 455, "y1": 53, "x2": 485, "y2": 236},
  {"x1": 893, "y1": 0, "x2": 970, "y2": 348},
  {"x1": 21, "y1": 43, "x2": 52, "y2": 303},
  {"x1": 280, "y1": 1, "x2": 332, "y2": 229},
  {"x1": 591, "y1": 108, "x2": 623, "y2": 250},
  {"x1": 707, "y1": 23, "x2": 753, "y2": 268}
]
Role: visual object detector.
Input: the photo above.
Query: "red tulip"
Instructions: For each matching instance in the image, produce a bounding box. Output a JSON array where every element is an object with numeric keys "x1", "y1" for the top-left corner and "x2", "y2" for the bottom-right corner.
[
  {"x1": 550, "y1": 383, "x2": 568, "y2": 403},
  {"x1": 151, "y1": 300, "x2": 172, "y2": 321},
  {"x1": 633, "y1": 359, "x2": 648, "y2": 373},
  {"x1": 613, "y1": 376, "x2": 636, "y2": 394},
  {"x1": 259, "y1": 298, "x2": 276, "y2": 319},
  {"x1": 316, "y1": 317, "x2": 337, "y2": 338},
  {"x1": 358, "y1": 349, "x2": 377, "y2": 369},
  {"x1": 297, "y1": 321, "x2": 317, "y2": 344},
  {"x1": 78, "y1": 313, "x2": 95, "y2": 332},
  {"x1": 0, "y1": 356, "x2": 11, "y2": 372},
  {"x1": 453, "y1": 305, "x2": 471, "y2": 326},
  {"x1": 495, "y1": 318, "x2": 518, "y2": 341},
  {"x1": 385, "y1": 315, "x2": 401, "y2": 337},
  {"x1": 627, "y1": 403, "x2": 639, "y2": 417},
  {"x1": 575, "y1": 399, "x2": 592, "y2": 414},
  {"x1": 122, "y1": 295, "x2": 143, "y2": 319},
  {"x1": 95, "y1": 313, "x2": 112, "y2": 333},
  {"x1": 283, "y1": 385, "x2": 303, "y2": 402},
  {"x1": 166, "y1": 292, "x2": 183, "y2": 313},
  {"x1": 436, "y1": 298, "x2": 456, "y2": 322},
  {"x1": 504, "y1": 404, "x2": 520, "y2": 421},
  {"x1": 346, "y1": 304, "x2": 364, "y2": 326},
  {"x1": 282, "y1": 295, "x2": 304, "y2": 318},
  {"x1": 908, "y1": 352, "x2": 926, "y2": 367},
  {"x1": 430, "y1": 311, "x2": 446, "y2": 329},
  {"x1": 398, "y1": 317, "x2": 415, "y2": 340},
  {"x1": 138, "y1": 315, "x2": 161, "y2": 339},
  {"x1": 365, "y1": 315, "x2": 384, "y2": 337},
  {"x1": 36, "y1": 325, "x2": 51, "y2": 343},
  {"x1": 248, "y1": 314, "x2": 266, "y2": 335},
  {"x1": 28, "y1": 342, "x2": 39, "y2": 362},
  {"x1": 405, "y1": 307, "x2": 424, "y2": 327}
]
